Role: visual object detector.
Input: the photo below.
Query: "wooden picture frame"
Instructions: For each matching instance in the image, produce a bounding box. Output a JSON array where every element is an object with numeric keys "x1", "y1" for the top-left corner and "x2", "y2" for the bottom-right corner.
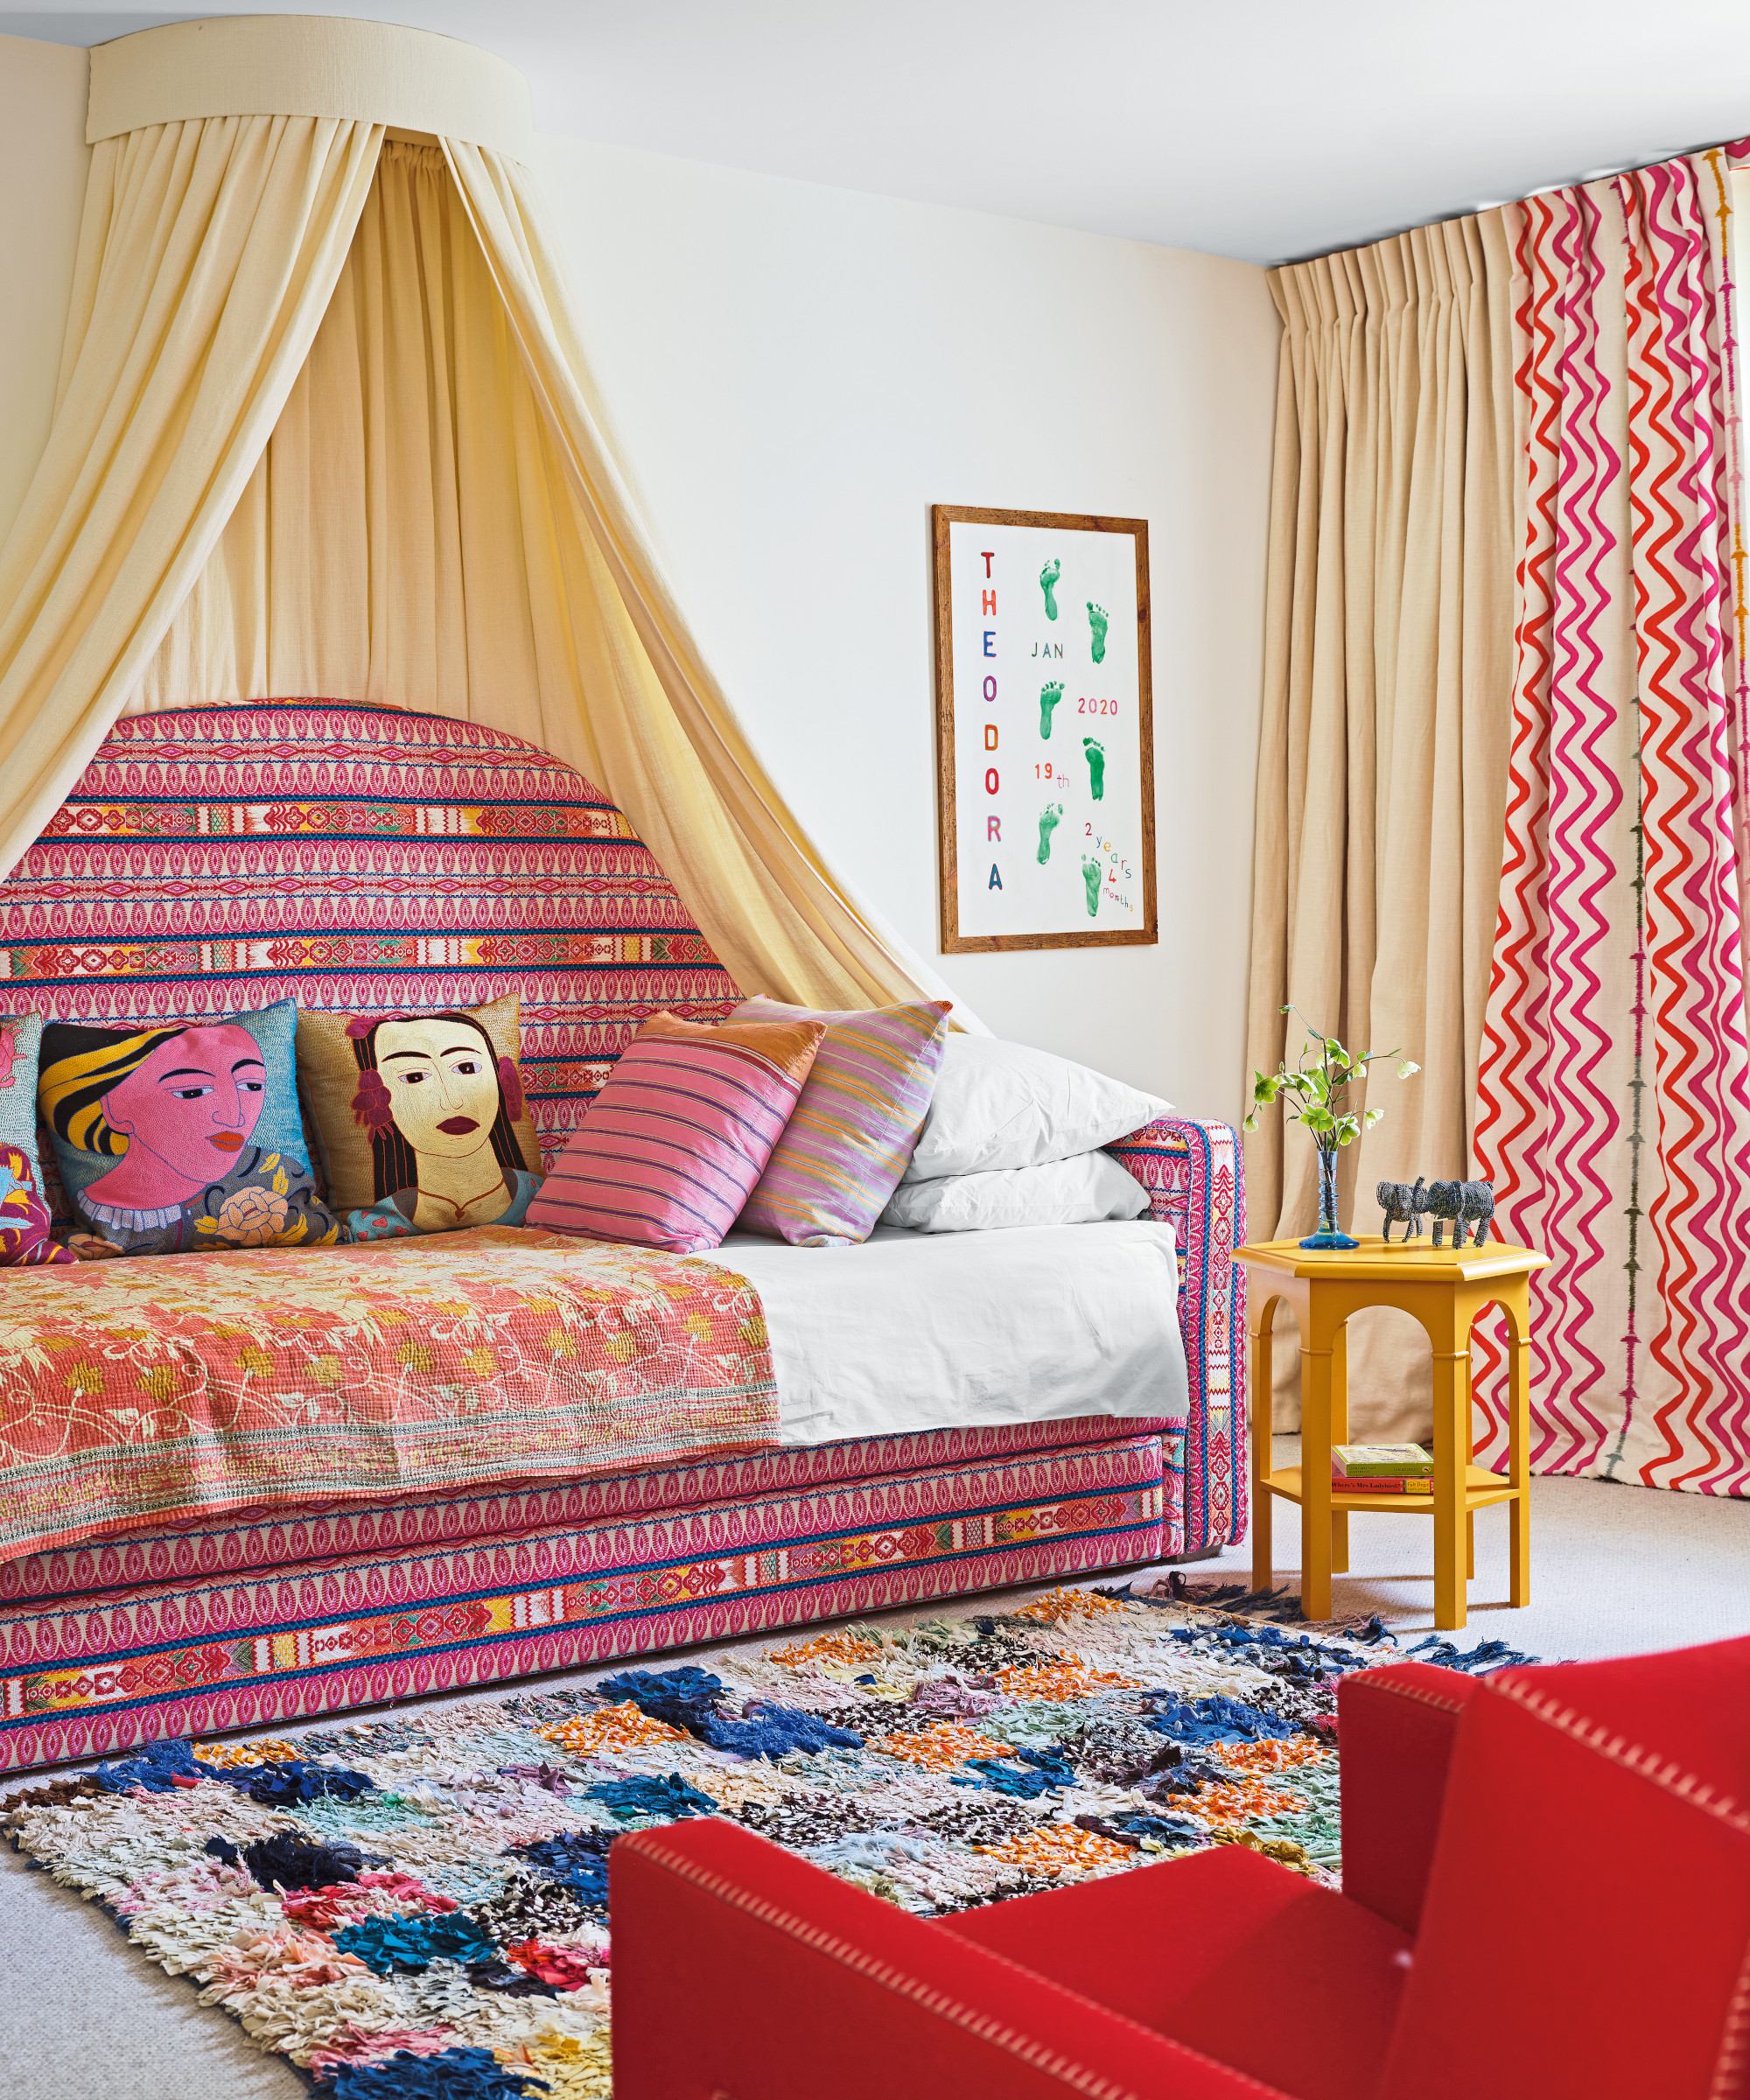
[{"x1": 931, "y1": 505, "x2": 1156, "y2": 954}]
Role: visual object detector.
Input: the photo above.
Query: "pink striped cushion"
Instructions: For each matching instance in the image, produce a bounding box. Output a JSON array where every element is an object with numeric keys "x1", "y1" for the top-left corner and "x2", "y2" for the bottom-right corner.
[
  {"x1": 524, "y1": 1011, "x2": 825, "y2": 1254},
  {"x1": 732, "y1": 996, "x2": 953, "y2": 1247}
]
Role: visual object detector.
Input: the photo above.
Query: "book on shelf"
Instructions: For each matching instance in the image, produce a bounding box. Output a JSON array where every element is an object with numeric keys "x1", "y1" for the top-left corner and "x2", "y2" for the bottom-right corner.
[
  {"x1": 1332, "y1": 1442, "x2": 1434, "y2": 1478},
  {"x1": 1330, "y1": 1472, "x2": 1419, "y2": 1494}
]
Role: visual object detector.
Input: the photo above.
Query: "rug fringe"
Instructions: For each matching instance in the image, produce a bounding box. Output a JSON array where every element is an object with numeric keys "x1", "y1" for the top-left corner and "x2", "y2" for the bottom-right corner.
[{"x1": 1116, "y1": 1575, "x2": 1540, "y2": 1672}]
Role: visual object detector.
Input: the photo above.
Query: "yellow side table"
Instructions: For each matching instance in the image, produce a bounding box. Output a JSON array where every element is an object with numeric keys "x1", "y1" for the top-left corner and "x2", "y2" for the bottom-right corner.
[{"x1": 1235, "y1": 1236, "x2": 1550, "y2": 1629}]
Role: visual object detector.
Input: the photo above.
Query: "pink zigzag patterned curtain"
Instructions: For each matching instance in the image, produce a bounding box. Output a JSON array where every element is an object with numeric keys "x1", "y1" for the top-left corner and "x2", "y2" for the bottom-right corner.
[{"x1": 1474, "y1": 141, "x2": 1750, "y2": 1495}]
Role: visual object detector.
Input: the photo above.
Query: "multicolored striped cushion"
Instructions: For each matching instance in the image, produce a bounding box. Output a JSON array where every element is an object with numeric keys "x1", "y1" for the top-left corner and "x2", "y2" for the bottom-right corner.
[
  {"x1": 732, "y1": 995, "x2": 953, "y2": 1247},
  {"x1": 524, "y1": 1011, "x2": 825, "y2": 1254}
]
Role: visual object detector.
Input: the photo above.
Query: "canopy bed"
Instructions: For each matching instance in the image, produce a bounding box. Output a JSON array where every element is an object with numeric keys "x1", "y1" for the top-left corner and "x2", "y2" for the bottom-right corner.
[{"x1": 0, "y1": 21, "x2": 1244, "y2": 1773}]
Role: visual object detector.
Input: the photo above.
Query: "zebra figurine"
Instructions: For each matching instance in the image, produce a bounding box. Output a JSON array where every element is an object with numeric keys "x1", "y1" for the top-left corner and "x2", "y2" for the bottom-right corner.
[{"x1": 1376, "y1": 1176, "x2": 1426, "y2": 1244}]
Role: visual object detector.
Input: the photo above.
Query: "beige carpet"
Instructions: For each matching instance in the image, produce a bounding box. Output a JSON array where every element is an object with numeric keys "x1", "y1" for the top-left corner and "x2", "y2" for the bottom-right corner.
[
  {"x1": 1201, "y1": 1434, "x2": 1750, "y2": 1662},
  {"x1": 3, "y1": 1446, "x2": 1746, "y2": 2096}
]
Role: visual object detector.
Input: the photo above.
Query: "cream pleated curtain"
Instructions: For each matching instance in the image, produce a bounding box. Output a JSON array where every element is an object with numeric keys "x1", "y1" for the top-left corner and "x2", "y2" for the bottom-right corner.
[
  {"x1": 0, "y1": 114, "x2": 382, "y2": 877},
  {"x1": 135, "y1": 137, "x2": 936, "y2": 1010},
  {"x1": 1247, "y1": 210, "x2": 1524, "y2": 1436}
]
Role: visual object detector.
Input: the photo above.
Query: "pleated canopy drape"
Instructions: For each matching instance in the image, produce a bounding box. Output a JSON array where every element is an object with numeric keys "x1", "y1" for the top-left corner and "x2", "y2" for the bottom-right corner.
[
  {"x1": 0, "y1": 18, "x2": 963, "y2": 1019},
  {"x1": 0, "y1": 112, "x2": 382, "y2": 875}
]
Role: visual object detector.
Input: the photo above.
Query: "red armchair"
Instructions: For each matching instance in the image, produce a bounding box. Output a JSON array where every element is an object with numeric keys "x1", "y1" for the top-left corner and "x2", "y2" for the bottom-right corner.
[{"x1": 610, "y1": 1636, "x2": 1750, "y2": 2099}]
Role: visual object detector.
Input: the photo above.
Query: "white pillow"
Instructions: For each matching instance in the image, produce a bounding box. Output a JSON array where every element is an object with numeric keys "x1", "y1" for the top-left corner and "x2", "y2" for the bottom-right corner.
[
  {"x1": 882, "y1": 1151, "x2": 1153, "y2": 1233},
  {"x1": 902, "y1": 1034, "x2": 1172, "y2": 1182}
]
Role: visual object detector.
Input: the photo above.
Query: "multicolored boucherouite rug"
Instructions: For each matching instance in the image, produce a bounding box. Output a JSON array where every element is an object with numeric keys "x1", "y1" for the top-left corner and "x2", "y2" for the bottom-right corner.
[{"x1": 2, "y1": 1582, "x2": 1529, "y2": 2099}]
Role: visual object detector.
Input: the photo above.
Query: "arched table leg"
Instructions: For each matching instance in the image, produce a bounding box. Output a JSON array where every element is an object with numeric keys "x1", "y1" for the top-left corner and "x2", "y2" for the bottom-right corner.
[
  {"x1": 1329, "y1": 1319, "x2": 1350, "y2": 1576},
  {"x1": 1506, "y1": 1281, "x2": 1532, "y2": 1606},
  {"x1": 1299, "y1": 1285, "x2": 1347, "y2": 1622},
  {"x1": 1428, "y1": 1294, "x2": 1471, "y2": 1630}
]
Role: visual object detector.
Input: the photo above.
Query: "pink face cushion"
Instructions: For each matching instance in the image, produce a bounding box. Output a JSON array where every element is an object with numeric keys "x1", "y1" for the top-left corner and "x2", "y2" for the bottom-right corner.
[
  {"x1": 731, "y1": 996, "x2": 954, "y2": 1246},
  {"x1": 37, "y1": 998, "x2": 337, "y2": 1257},
  {"x1": 524, "y1": 1010, "x2": 826, "y2": 1255}
]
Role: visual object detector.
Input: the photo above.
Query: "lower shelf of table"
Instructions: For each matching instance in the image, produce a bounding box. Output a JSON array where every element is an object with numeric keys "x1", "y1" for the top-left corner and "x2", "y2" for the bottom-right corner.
[{"x1": 1258, "y1": 1463, "x2": 1522, "y2": 1512}]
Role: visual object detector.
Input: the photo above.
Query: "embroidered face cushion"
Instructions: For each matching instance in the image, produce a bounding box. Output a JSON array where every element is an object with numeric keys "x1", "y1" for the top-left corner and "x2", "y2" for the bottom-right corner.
[
  {"x1": 0, "y1": 1012, "x2": 45, "y2": 1186},
  {"x1": 0, "y1": 1142, "x2": 71, "y2": 1267},
  {"x1": 37, "y1": 999, "x2": 336, "y2": 1257},
  {"x1": 0, "y1": 1012, "x2": 60, "y2": 1259},
  {"x1": 297, "y1": 995, "x2": 543, "y2": 1240},
  {"x1": 525, "y1": 1009, "x2": 826, "y2": 1255}
]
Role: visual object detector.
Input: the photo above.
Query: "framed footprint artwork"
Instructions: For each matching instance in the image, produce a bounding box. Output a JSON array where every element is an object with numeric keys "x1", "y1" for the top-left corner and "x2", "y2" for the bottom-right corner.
[{"x1": 930, "y1": 504, "x2": 1157, "y2": 952}]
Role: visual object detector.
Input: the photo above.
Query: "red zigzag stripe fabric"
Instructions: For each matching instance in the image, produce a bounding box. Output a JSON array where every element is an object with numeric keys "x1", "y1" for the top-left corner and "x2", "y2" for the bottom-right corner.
[{"x1": 1474, "y1": 140, "x2": 1750, "y2": 1495}]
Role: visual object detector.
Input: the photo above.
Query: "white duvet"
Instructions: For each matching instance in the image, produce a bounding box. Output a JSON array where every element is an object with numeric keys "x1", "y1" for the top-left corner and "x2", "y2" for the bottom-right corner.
[{"x1": 696, "y1": 1220, "x2": 1186, "y2": 1446}]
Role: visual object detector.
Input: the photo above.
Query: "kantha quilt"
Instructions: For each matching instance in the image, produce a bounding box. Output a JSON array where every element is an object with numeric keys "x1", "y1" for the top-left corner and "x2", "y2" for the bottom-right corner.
[{"x1": 0, "y1": 1228, "x2": 777, "y2": 1563}]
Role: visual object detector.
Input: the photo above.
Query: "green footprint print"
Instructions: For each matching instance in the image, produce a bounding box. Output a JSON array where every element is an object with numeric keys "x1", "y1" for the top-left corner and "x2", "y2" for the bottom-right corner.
[
  {"x1": 1040, "y1": 559, "x2": 1060, "y2": 620},
  {"x1": 1039, "y1": 680, "x2": 1064, "y2": 738},
  {"x1": 1082, "y1": 856, "x2": 1102, "y2": 917},
  {"x1": 1037, "y1": 803, "x2": 1063, "y2": 864},
  {"x1": 1087, "y1": 602, "x2": 1109, "y2": 664},
  {"x1": 1083, "y1": 737, "x2": 1106, "y2": 802}
]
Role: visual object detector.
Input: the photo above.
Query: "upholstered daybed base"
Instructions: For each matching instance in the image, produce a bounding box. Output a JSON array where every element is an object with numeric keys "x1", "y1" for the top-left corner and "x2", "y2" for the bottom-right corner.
[
  {"x1": 0, "y1": 1417, "x2": 1166, "y2": 1771},
  {"x1": 0, "y1": 704, "x2": 1244, "y2": 1774}
]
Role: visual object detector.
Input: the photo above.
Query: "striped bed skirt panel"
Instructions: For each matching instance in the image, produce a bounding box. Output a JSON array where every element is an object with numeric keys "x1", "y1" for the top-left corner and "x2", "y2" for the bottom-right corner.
[{"x1": 0, "y1": 1428, "x2": 1166, "y2": 1774}]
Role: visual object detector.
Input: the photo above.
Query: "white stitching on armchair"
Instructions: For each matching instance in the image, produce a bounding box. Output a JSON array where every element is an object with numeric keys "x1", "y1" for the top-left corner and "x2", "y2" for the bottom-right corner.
[
  {"x1": 628, "y1": 1835, "x2": 1286, "y2": 2099},
  {"x1": 1491, "y1": 1675, "x2": 1749, "y2": 1835}
]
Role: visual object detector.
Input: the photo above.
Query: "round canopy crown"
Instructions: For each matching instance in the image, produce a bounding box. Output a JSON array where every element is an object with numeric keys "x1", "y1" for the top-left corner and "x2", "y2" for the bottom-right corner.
[{"x1": 86, "y1": 13, "x2": 534, "y2": 158}]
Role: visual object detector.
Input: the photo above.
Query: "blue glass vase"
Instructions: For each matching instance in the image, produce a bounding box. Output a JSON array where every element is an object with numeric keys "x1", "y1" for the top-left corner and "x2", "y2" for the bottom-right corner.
[{"x1": 1300, "y1": 1144, "x2": 1360, "y2": 1250}]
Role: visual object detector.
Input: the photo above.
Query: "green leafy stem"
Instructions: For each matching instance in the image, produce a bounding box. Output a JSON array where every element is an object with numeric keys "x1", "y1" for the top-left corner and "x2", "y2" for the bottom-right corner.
[{"x1": 1244, "y1": 1005, "x2": 1420, "y2": 1150}]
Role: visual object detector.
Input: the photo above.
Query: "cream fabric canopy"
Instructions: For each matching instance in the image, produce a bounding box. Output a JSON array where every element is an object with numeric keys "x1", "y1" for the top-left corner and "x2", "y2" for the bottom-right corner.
[
  {"x1": 0, "y1": 111, "x2": 382, "y2": 878},
  {"x1": 0, "y1": 17, "x2": 962, "y2": 1018}
]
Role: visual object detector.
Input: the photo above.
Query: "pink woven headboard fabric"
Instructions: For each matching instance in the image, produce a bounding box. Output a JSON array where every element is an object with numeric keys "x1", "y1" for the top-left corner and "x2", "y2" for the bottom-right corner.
[{"x1": 0, "y1": 703, "x2": 740, "y2": 1171}]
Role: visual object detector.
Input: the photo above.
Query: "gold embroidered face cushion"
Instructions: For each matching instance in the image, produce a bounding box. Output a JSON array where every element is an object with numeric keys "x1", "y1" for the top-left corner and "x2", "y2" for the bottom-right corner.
[{"x1": 297, "y1": 995, "x2": 543, "y2": 1241}]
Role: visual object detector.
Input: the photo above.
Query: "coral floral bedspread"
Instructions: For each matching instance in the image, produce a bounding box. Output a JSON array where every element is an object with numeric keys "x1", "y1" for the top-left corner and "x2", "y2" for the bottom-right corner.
[{"x1": 0, "y1": 1227, "x2": 777, "y2": 1562}]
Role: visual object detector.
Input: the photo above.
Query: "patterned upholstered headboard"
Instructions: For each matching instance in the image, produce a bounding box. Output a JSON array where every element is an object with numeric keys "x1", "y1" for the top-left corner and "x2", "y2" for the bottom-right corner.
[{"x1": 0, "y1": 703, "x2": 740, "y2": 1172}]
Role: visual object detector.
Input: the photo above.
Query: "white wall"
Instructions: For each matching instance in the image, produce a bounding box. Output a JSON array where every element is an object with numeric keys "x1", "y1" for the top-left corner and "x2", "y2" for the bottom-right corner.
[
  {"x1": 0, "y1": 37, "x2": 89, "y2": 552},
  {"x1": 530, "y1": 136, "x2": 1278, "y2": 1118},
  {"x1": 0, "y1": 34, "x2": 1278, "y2": 1120}
]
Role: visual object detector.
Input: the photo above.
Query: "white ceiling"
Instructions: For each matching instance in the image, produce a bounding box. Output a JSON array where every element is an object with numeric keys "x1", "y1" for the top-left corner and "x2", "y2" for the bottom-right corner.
[{"x1": 5, "y1": 1, "x2": 1750, "y2": 264}]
